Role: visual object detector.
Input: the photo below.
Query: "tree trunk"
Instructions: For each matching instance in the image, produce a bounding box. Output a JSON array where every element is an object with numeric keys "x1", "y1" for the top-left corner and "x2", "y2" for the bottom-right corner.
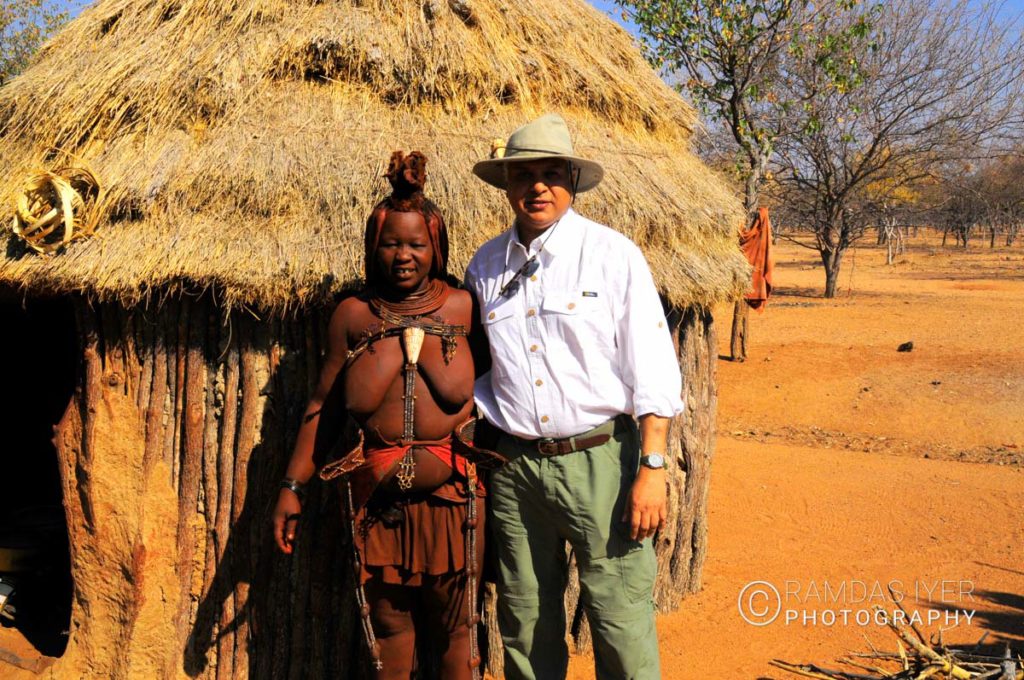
[
  {"x1": 729, "y1": 300, "x2": 748, "y2": 361},
  {"x1": 821, "y1": 247, "x2": 844, "y2": 298},
  {"x1": 743, "y1": 162, "x2": 763, "y2": 216},
  {"x1": 882, "y1": 217, "x2": 900, "y2": 265},
  {"x1": 731, "y1": 192, "x2": 759, "y2": 361},
  {"x1": 738, "y1": 151, "x2": 770, "y2": 242}
]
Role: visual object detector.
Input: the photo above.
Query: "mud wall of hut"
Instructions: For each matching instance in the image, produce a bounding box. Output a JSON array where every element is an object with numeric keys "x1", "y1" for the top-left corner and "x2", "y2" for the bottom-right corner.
[
  {"x1": 43, "y1": 294, "x2": 716, "y2": 679},
  {"x1": 50, "y1": 295, "x2": 367, "y2": 679}
]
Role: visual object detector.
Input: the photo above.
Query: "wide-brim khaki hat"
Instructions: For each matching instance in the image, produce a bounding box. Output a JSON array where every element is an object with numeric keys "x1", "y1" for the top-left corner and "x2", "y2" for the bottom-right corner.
[{"x1": 473, "y1": 113, "x2": 604, "y2": 192}]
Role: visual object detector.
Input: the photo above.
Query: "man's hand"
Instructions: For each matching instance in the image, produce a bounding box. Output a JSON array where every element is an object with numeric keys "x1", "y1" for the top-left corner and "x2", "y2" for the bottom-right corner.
[
  {"x1": 622, "y1": 412, "x2": 671, "y2": 540},
  {"x1": 621, "y1": 467, "x2": 667, "y2": 541}
]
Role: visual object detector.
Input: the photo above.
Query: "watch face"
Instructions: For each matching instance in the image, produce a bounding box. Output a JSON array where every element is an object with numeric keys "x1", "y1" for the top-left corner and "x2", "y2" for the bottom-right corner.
[{"x1": 643, "y1": 453, "x2": 665, "y2": 468}]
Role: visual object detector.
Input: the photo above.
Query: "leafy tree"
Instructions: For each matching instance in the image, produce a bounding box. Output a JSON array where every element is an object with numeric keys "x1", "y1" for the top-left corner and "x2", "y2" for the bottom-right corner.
[
  {"x1": 616, "y1": 0, "x2": 876, "y2": 356},
  {"x1": 0, "y1": 0, "x2": 70, "y2": 85},
  {"x1": 616, "y1": 0, "x2": 873, "y2": 215}
]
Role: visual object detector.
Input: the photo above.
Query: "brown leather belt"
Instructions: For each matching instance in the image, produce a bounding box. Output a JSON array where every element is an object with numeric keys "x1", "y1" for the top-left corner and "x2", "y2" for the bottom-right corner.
[{"x1": 514, "y1": 415, "x2": 630, "y2": 457}]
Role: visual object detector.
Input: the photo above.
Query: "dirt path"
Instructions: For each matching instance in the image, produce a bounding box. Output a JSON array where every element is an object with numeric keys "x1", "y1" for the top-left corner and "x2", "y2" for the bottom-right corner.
[
  {"x1": 569, "y1": 439, "x2": 1024, "y2": 679},
  {"x1": 568, "y1": 234, "x2": 1024, "y2": 679},
  {"x1": 717, "y1": 237, "x2": 1024, "y2": 465}
]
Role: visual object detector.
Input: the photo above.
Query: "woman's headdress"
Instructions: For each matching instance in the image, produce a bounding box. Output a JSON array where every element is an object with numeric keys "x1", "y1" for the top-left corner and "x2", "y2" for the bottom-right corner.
[{"x1": 364, "y1": 151, "x2": 449, "y2": 286}]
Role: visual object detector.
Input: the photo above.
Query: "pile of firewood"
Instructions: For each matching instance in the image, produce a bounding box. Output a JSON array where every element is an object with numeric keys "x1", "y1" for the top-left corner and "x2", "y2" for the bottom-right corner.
[{"x1": 772, "y1": 597, "x2": 1022, "y2": 679}]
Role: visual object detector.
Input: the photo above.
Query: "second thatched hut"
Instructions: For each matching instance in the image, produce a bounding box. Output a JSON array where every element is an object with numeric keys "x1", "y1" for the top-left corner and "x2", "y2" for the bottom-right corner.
[{"x1": 0, "y1": 0, "x2": 746, "y2": 677}]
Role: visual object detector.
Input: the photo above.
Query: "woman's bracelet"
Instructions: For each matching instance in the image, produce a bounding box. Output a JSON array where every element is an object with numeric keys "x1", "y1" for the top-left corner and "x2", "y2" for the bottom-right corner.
[{"x1": 280, "y1": 477, "x2": 306, "y2": 499}]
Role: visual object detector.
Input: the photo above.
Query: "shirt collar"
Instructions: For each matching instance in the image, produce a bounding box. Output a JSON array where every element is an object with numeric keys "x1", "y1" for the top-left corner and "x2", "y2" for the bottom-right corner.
[{"x1": 503, "y1": 208, "x2": 580, "y2": 265}]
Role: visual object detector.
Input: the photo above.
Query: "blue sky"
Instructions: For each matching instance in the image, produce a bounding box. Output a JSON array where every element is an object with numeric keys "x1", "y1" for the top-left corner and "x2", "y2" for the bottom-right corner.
[
  {"x1": 588, "y1": 0, "x2": 1024, "y2": 36},
  {"x1": 590, "y1": 0, "x2": 639, "y2": 32},
  {"x1": 58, "y1": 0, "x2": 1024, "y2": 34}
]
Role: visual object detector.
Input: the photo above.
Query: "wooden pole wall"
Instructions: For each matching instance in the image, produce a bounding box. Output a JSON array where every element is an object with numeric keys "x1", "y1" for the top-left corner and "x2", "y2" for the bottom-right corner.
[
  {"x1": 50, "y1": 296, "x2": 716, "y2": 679},
  {"x1": 51, "y1": 296, "x2": 363, "y2": 679},
  {"x1": 654, "y1": 305, "x2": 718, "y2": 608}
]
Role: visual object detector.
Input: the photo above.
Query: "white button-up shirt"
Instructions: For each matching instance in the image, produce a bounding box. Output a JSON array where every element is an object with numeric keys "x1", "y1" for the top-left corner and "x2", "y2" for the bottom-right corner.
[{"x1": 464, "y1": 209, "x2": 684, "y2": 440}]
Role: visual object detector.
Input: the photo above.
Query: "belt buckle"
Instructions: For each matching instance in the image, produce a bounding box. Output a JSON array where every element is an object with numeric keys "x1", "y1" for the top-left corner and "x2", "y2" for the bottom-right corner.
[{"x1": 536, "y1": 438, "x2": 557, "y2": 455}]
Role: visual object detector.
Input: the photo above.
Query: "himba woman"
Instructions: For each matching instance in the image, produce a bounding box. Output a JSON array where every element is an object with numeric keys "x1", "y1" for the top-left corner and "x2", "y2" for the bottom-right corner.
[{"x1": 272, "y1": 152, "x2": 491, "y2": 678}]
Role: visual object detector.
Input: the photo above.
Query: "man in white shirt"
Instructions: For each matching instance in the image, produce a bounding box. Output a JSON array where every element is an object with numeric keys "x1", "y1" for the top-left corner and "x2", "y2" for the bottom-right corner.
[{"x1": 465, "y1": 114, "x2": 683, "y2": 680}]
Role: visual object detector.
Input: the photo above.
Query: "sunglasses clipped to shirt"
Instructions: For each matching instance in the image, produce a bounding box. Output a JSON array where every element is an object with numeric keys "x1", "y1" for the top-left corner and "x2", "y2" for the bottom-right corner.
[
  {"x1": 498, "y1": 217, "x2": 562, "y2": 299},
  {"x1": 498, "y1": 257, "x2": 540, "y2": 299}
]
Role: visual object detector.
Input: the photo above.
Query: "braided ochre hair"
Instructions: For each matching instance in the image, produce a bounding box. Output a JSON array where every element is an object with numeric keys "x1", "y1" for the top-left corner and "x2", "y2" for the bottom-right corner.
[{"x1": 364, "y1": 151, "x2": 449, "y2": 287}]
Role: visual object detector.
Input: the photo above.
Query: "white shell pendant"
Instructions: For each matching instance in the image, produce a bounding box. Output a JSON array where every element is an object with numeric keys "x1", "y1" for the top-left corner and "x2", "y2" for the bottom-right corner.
[{"x1": 402, "y1": 327, "x2": 426, "y2": 365}]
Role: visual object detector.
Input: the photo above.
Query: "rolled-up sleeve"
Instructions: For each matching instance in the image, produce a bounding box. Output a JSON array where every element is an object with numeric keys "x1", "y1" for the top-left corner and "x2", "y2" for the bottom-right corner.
[
  {"x1": 462, "y1": 264, "x2": 479, "y2": 308},
  {"x1": 616, "y1": 244, "x2": 684, "y2": 418}
]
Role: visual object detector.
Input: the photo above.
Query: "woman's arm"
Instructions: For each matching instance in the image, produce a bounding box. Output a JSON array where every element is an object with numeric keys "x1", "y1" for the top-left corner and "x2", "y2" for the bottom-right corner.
[{"x1": 272, "y1": 300, "x2": 351, "y2": 554}]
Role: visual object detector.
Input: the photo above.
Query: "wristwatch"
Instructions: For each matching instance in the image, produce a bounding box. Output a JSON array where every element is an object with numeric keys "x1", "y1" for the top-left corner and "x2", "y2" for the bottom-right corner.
[{"x1": 639, "y1": 453, "x2": 666, "y2": 470}]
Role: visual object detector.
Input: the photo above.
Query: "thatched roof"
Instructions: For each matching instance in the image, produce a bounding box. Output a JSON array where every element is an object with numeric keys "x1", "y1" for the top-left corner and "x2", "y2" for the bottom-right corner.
[{"x1": 0, "y1": 0, "x2": 747, "y2": 313}]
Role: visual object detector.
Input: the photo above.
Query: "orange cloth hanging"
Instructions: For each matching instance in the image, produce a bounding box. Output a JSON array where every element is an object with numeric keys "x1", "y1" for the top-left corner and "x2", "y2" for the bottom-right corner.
[{"x1": 740, "y1": 207, "x2": 775, "y2": 312}]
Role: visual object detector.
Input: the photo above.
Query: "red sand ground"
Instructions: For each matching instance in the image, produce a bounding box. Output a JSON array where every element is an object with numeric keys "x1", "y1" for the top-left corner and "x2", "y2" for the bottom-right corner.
[
  {"x1": 3, "y1": 235, "x2": 1020, "y2": 679},
  {"x1": 569, "y1": 234, "x2": 1024, "y2": 679}
]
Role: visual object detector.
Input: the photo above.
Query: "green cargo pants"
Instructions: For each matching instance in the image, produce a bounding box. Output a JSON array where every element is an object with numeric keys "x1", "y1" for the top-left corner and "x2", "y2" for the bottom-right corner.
[{"x1": 489, "y1": 418, "x2": 661, "y2": 680}]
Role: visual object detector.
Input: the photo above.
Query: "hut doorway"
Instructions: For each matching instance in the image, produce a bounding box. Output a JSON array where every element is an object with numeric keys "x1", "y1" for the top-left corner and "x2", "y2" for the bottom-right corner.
[{"x1": 0, "y1": 295, "x2": 75, "y2": 666}]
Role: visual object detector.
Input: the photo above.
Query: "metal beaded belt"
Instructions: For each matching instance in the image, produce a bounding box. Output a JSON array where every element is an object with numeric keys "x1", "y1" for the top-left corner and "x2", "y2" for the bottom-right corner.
[{"x1": 395, "y1": 327, "x2": 425, "y2": 490}]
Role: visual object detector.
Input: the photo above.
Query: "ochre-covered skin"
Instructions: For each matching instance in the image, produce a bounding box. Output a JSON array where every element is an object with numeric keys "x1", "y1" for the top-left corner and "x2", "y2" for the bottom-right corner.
[
  {"x1": 273, "y1": 191, "x2": 481, "y2": 679},
  {"x1": 273, "y1": 208, "x2": 476, "y2": 514},
  {"x1": 340, "y1": 288, "x2": 475, "y2": 444}
]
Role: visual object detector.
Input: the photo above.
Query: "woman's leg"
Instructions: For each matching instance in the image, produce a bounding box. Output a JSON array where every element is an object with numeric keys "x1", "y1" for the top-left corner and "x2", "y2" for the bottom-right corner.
[
  {"x1": 420, "y1": 495, "x2": 485, "y2": 680},
  {"x1": 364, "y1": 579, "x2": 417, "y2": 679},
  {"x1": 421, "y1": 571, "x2": 473, "y2": 680}
]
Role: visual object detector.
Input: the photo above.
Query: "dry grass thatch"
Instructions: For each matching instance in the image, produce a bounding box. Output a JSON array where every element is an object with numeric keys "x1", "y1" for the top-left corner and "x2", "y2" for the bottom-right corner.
[{"x1": 0, "y1": 0, "x2": 747, "y2": 314}]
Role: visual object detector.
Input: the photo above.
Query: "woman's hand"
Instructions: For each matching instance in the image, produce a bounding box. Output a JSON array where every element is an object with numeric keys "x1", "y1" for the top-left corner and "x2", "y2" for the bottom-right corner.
[{"x1": 272, "y1": 489, "x2": 303, "y2": 554}]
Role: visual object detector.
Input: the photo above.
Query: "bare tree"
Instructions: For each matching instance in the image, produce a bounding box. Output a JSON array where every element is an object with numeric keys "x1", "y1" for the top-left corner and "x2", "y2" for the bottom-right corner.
[
  {"x1": 770, "y1": 0, "x2": 1024, "y2": 296},
  {"x1": 928, "y1": 152, "x2": 1024, "y2": 248},
  {"x1": 975, "y1": 153, "x2": 1024, "y2": 246}
]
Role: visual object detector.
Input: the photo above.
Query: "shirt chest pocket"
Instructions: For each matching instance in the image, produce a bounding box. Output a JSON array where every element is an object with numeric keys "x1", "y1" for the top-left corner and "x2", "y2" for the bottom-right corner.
[
  {"x1": 540, "y1": 289, "x2": 613, "y2": 348},
  {"x1": 482, "y1": 298, "x2": 518, "y2": 378}
]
